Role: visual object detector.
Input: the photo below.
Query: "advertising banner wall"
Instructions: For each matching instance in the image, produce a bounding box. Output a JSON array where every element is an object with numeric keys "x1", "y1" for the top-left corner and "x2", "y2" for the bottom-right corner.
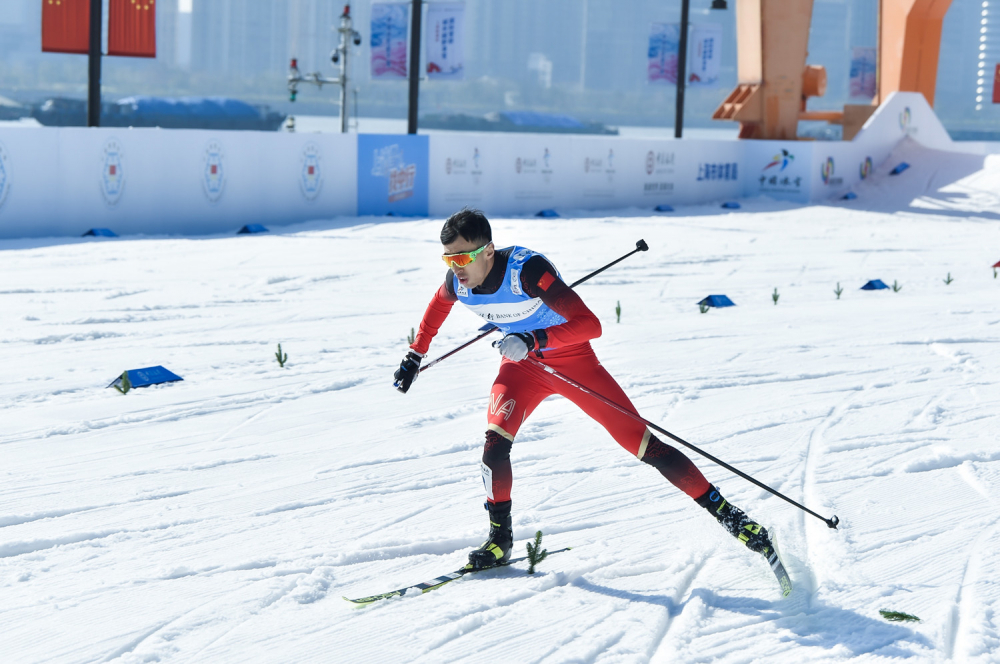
[
  {"x1": 0, "y1": 128, "x2": 356, "y2": 238},
  {"x1": 0, "y1": 93, "x2": 964, "y2": 239},
  {"x1": 358, "y1": 134, "x2": 429, "y2": 216},
  {"x1": 371, "y1": 3, "x2": 409, "y2": 80},
  {"x1": 742, "y1": 141, "x2": 813, "y2": 203},
  {"x1": 429, "y1": 133, "x2": 502, "y2": 215},
  {"x1": 426, "y1": 2, "x2": 464, "y2": 80}
]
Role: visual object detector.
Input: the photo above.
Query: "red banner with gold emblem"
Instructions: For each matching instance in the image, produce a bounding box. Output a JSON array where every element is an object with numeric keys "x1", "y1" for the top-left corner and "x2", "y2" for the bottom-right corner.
[
  {"x1": 108, "y1": 0, "x2": 157, "y2": 58},
  {"x1": 41, "y1": 0, "x2": 91, "y2": 54}
]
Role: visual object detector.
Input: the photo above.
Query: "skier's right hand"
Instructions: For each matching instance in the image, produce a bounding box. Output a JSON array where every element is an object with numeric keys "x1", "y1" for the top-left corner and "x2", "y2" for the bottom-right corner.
[{"x1": 393, "y1": 351, "x2": 422, "y2": 393}]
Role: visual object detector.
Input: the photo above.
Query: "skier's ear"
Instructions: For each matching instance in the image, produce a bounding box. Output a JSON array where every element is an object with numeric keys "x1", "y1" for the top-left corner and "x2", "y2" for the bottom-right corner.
[{"x1": 484, "y1": 242, "x2": 495, "y2": 260}]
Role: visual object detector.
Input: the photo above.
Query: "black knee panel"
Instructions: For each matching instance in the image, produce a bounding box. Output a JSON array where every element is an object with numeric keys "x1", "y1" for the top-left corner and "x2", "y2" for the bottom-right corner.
[
  {"x1": 482, "y1": 429, "x2": 512, "y2": 467},
  {"x1": 640, "y1": 435, "x2": 682, "y2": 470}
]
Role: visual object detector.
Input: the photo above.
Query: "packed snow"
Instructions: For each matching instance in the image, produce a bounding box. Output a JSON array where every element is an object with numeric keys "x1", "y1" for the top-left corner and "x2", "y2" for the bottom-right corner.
[{"x1": 2, "y1": 149, "x2": 1000, "y2": 662}]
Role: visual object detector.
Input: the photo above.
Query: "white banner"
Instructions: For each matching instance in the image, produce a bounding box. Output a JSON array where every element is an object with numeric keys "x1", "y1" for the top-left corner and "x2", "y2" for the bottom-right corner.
[
  {"x1": 426, "y1": 2, "x2": 464, "y2": 80},
  {"x1": 371, "y1": 3, "x2": 409, "y2": 80},
  {"x1": 687, "y1": 24, "x2": 722, "y2": 87}
]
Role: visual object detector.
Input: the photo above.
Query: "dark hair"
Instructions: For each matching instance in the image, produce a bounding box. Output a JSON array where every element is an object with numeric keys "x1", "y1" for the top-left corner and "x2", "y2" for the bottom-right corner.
[{"x1": 441, "y1": 208, "x2": 492, "y2": 245}]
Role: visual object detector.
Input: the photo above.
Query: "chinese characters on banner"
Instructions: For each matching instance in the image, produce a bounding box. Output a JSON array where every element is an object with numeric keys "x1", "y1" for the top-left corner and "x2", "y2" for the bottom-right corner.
[
  {"x1": 648, "y1": 23, "x2": 680, "y2": 84},
  {"x1": 849, "y1": 47, "x2": 876, "y2": 98},
  {"x1": 426, "y1": 2, "x2": 465, "y2": 80},
  {"x1": 687, "y1": 24, "x2": 721, "y2": 87},
  {"x1": 371, "y1": 3, "x2": 409, "y2": 79}
]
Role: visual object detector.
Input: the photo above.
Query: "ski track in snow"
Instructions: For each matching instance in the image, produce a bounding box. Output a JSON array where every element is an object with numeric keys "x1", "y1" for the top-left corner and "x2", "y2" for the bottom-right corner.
[{"x1": 2, "y1": 180, "x2": 1000, "y2": 662}]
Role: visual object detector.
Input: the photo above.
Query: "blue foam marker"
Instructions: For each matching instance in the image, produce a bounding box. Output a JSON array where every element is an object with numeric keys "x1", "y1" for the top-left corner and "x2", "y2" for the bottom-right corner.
[
  {"x1": 82, "y1": 228, "x2": 117, "y2": 237},
  {"x1": 654, "y1": 204, "x2": 674, "y2": 212},
  {"x1": 721, "y1": 201, "x2": 741, "y2": 209},
  {"x1": 237, "y1": 224, "x2": 269, "y2": 234},
  {"x1": 842, "y1": 192, "x2": 858, "y2": 200},
  {"x1": 889, "y1": 162, "x2": 910, "y2": 176},
  {"x1": 697, "y1": 294, "x2": 736, "y2": 308},
  {"x1": 536, "y1": 209, "x2": 560, "y2": 218},
  {"x1": 107, "y1": 365, "x2": 184, "y2": 390},
  {"x1": 860, "y1": 279, "x2": 889, "y2": 290}
]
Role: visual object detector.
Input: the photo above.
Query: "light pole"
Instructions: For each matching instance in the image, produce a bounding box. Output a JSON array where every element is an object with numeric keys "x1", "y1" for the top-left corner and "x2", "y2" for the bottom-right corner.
[
  {"x1": 407, "y1": 0, "x2": 423, "y2": 134},
  {"x1": 675, "y1": 0, "x2": 691, "y2": 138},
  {"x1": 675, "y1": 0, "x2": 728, "y2": 139},
  {"x1": 287, "y1": 4, "x2": 363, "y2": 133},
  {"x1": 87, "y1": 0, "x2": 102, "y2": 127}
]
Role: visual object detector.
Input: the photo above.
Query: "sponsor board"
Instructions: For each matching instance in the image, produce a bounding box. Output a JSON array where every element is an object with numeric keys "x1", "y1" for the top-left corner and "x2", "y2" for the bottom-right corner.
[
  {"x1": 745, "y1": 143, "x2": 810, "y2": 203},
  {"x1": 202, "y1": 141, "x2": 226, "y2": 203},
  {"x1": 859, "y1": 156, "x2": 873, "y2": 180},
  {"x1": 100, "y1": 138, "x2": 125, "y2": 206},
  {"x1": 581, "y1": 148, "x2": 616, "y2": 198},
  {"x1": 512, "y1": 145, "x2": 555, "y2": 200},
  {"x1": 820, "y1": 157, "x2": 843, "y2": 186},
  {"x1": 358, "y1": 134, "x2": 429, "y2": 216},
  {"x1": 300, "y1": 142, "x2": 323, "y2": 200},
  {"x1": 643, "y1": 149, "x2": 675, "y2": 196}
]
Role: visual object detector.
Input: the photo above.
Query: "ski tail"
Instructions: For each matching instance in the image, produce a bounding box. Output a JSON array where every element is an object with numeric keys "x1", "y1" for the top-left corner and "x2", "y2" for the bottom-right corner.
[{"x1": 343, "y1": 547, "x2": 571, "y2": 606}]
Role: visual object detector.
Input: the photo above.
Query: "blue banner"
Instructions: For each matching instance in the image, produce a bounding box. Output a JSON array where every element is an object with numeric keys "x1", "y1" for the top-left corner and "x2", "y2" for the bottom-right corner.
[{"x1": 358, "y1": 134, "x2": 429, "y2": 216}]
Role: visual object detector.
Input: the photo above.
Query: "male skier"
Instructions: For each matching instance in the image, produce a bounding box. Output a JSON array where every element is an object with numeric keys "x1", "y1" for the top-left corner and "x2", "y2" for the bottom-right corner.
[{"x1": 394, "y1": 209, "x2": 774, "y2": 570}]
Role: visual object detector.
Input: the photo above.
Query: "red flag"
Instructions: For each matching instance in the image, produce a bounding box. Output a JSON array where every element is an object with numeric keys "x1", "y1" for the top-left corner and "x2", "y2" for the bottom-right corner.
[
  {"x1": 108, "y1": 0, "x2": 156, "y2": 58},
  {"x1": 41, "y1": 0, "x2": 91, "y2": 54},
  {"x1": 993, "y1": 64, "x2": 1000, "y2": 104}
]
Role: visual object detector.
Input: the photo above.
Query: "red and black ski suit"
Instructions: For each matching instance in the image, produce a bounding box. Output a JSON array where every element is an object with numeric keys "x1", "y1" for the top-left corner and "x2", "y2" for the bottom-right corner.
[{"x1": 410, "y1": 248, "x2": 710, "y2": 505}]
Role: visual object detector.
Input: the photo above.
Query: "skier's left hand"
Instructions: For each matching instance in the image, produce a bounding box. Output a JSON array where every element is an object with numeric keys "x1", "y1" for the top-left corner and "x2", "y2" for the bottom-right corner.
[{"x1": 495, "y1": 332, "x2": 535, "y2": 361}]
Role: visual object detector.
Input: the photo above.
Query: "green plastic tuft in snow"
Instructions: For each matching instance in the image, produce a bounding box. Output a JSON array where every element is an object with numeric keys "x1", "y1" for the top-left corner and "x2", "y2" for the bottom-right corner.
[{"x1": 879, "y1": 609, "x2": 920, "y2": 622}]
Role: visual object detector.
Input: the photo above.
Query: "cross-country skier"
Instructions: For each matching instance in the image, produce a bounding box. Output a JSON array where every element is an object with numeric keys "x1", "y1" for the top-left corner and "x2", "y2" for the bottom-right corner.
[{"x1": 393, "y1": 209, "x2": 775, "y2": 570}]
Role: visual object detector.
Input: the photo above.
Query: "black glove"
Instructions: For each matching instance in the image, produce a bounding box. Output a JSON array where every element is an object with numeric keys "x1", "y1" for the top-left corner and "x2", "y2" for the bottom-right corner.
[
  {"x1": 393, "y1": 351, "x2": 422, "y2": 393},
  {"x1": 495, "y1": 332, "x2": 535, "y2": 361}
]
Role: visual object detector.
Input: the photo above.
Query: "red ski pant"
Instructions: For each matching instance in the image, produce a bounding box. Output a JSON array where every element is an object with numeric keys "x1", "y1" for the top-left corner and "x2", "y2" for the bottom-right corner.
[{"x1": 481, "y1": 345, "x2": 710, "y2": 504}]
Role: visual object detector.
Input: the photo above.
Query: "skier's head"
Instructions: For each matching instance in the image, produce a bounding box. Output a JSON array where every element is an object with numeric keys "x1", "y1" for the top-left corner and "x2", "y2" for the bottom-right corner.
[{"x1": 441, "y1": 208, "x2": 495, "y2": 289}]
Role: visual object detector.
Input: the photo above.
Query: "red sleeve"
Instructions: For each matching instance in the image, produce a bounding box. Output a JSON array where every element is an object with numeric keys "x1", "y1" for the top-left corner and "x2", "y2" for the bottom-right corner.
[
  {"x1": 410, "y1": 283, "x2": 457, "y2": 355},
  {"x1": 533, "y1": 277, "x2": 602, "y2": 349}
]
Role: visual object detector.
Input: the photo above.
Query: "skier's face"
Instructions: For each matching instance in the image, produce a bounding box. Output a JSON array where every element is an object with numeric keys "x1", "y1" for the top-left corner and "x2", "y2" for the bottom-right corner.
[{"x1": 442, "y1": 237, "x2": 494, "y2": 289}]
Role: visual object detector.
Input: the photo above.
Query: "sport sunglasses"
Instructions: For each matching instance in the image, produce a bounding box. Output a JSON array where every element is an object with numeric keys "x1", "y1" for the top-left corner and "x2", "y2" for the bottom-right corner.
[{"x1": 442, "y1": 242, "x2": 491, "y2": 269}]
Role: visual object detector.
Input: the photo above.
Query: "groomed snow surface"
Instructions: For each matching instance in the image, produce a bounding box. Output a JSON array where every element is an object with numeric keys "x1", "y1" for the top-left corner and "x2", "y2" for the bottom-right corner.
[{"x1": 3, "y1": 166, "x2": 1000, "y2": 662}]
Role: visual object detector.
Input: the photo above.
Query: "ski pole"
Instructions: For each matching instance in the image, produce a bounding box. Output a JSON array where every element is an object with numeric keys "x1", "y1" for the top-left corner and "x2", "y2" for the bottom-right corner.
[
  {"x1": 419, "y1": 239, "x2": 649, "y2": 374},
  {"x1": 525, "y1": 357, "x2": 841, "y2": 530}
]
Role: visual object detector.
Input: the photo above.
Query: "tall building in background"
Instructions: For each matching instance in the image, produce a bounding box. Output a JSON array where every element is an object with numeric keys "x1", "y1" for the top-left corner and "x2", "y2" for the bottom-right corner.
[{"x1": 0, "y1": 0, "x2": 995, "y2": 132}]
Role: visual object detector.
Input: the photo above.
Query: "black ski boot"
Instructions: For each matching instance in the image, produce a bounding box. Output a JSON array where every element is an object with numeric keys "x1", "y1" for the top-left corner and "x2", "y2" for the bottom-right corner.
[
  {"x1": 468, "y1": 500, "x2": 513, "y2": 569},
  {"x1": 697, "y1": 486, "x2": 773, "y2": 553}
]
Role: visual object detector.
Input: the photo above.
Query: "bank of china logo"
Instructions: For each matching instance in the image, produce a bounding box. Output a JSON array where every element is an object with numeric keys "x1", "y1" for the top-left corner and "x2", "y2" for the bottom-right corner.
[
  {"x1": 300, "y1": 143, "x2": 322, "y2": 200},
  {"x1": 860, "y1": 156, "x2": 873, "y2": 180},
  {"x1": 821, "y1": 157, "x2": 834, "y2": 184},
  {"x1": 203, "y1": 141, "x2": 225, "y2": 202},
  {"x1": 100, "y1": 138, "x2": 125, "y2": 206},
  {"x1": 645, "y1": 151, "x2": 655, "y2": 175},
  {"x1": 0, "y1": 142, "x2": 9, "y2": 211},
  {"x1": 899, "y1": 107, "x2": 911, "y2": 130},
  {"x1": 764, "y1": 149, "x2": 794, "y2": 172}
]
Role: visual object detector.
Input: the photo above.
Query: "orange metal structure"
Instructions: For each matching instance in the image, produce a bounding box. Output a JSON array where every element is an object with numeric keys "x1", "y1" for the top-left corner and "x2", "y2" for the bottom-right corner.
[{"x1": 713, "y1": 0, "x2": 953, "y2": 140}]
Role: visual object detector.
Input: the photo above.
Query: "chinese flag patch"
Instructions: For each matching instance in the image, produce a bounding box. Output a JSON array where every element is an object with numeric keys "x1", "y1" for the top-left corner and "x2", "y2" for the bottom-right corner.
[{"x1": 537, "y1": 271, "x2": 556, "y2": 292}]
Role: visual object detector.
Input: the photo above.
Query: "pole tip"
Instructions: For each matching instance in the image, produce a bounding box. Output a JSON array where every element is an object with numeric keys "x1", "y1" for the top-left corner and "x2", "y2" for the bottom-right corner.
[
  {"x1": 827, "y1": 515, "x2": 840, "y2": 529},
  {"x1": 636, "y1": 239, "x2": 649, "y2": 251}
]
